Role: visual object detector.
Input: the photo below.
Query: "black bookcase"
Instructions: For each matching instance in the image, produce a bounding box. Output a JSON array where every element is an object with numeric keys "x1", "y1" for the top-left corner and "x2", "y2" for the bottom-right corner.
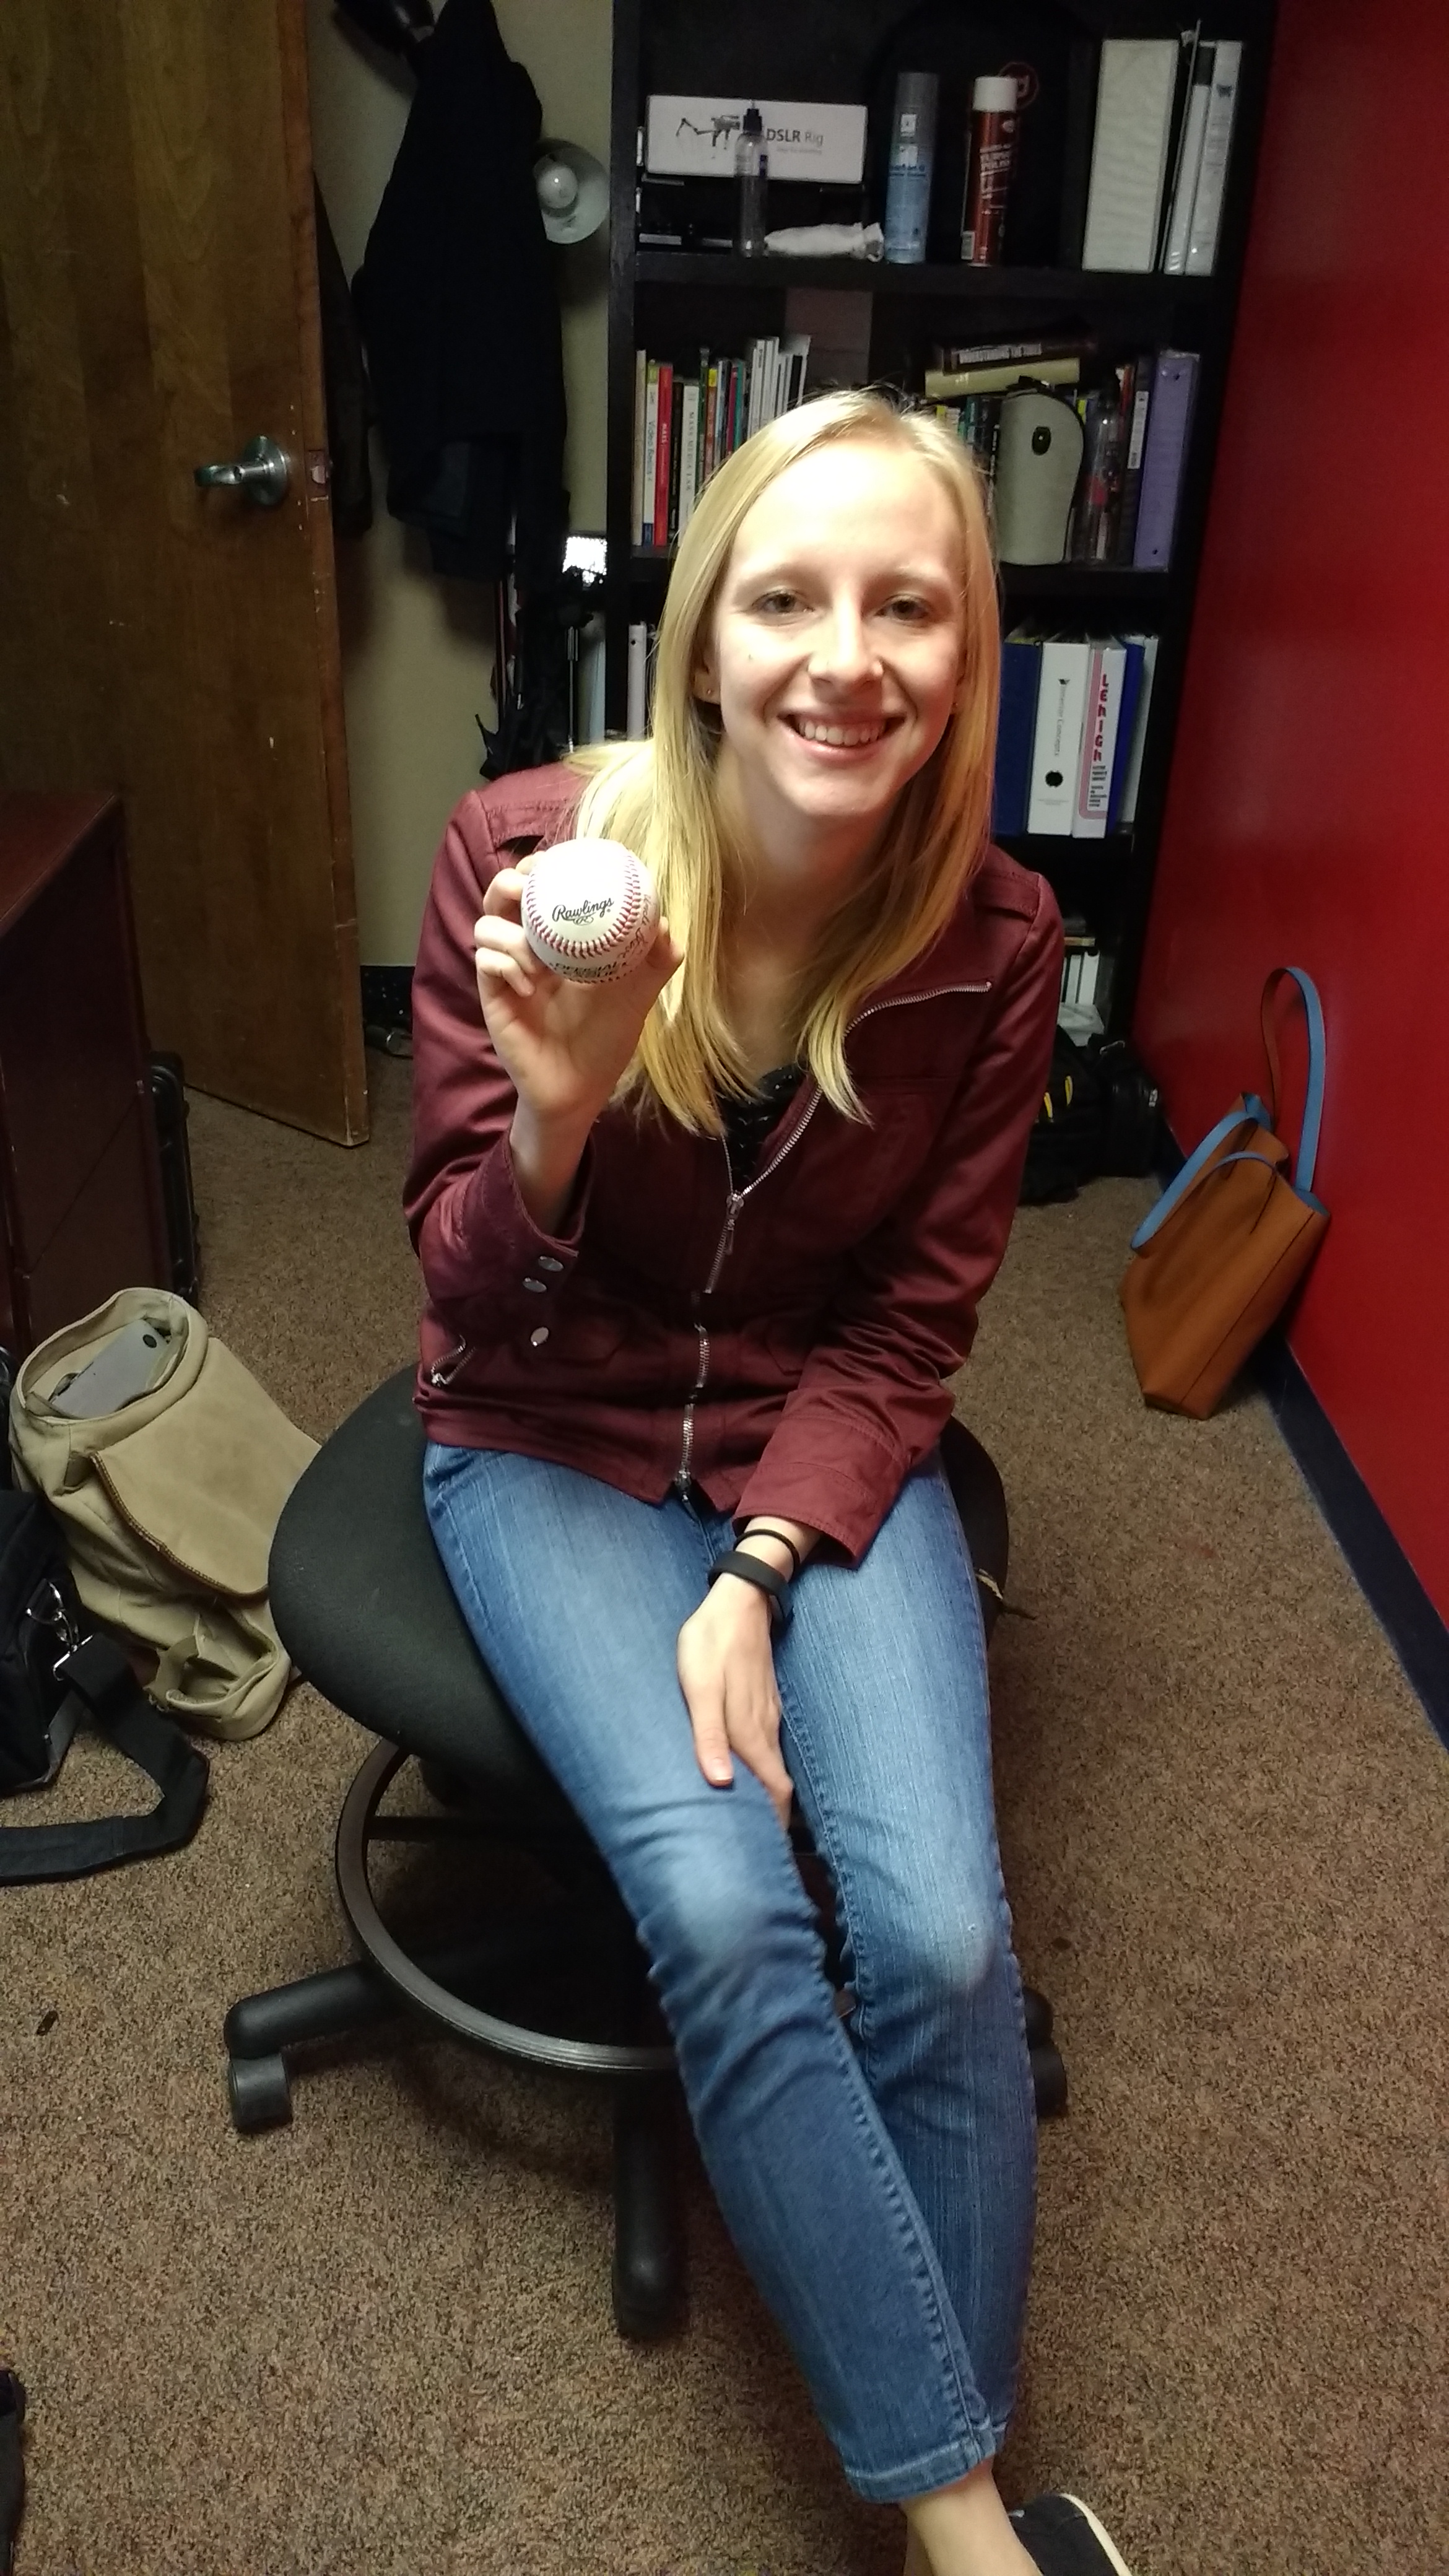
[{"x1": 603, "y1": 0, "x2": 1279, "y2": 1033}]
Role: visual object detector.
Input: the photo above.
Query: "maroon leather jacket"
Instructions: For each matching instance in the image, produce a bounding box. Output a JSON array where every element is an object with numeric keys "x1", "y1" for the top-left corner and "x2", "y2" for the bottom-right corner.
[{"x1": 406, "y1": 765, "x2": 1061, "y2": 1562}]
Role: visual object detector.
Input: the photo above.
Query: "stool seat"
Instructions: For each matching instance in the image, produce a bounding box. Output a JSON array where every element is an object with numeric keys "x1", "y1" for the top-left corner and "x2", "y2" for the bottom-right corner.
[
  {"x1": 269, "y1": 1367, "x2": 1012, "y2": 1799},
  {"x1": 269, "y1": 1367, "x2": 568, "y2": 1814}
]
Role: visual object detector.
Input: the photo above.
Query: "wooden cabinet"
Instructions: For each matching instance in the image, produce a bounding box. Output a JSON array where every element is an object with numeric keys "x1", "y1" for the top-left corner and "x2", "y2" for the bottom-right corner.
[{"x1": 0, "y1": 793, "x2": 170, "y2": 1354}]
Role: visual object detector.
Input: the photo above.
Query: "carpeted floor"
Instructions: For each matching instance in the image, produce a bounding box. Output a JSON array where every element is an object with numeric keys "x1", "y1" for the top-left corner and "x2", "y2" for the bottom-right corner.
[{"x1": 2, "y1": 1055, "x2": 1445, "y2": 2576}]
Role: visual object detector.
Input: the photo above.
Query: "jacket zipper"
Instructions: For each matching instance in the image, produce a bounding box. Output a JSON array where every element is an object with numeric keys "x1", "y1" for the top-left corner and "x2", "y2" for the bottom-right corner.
[
  {"x1": 672, "y1": 978, "x2": 991, "y2": 1488},
  {"x1": 428, "y1": 1335, "x2": 472, "y2": 1388}
]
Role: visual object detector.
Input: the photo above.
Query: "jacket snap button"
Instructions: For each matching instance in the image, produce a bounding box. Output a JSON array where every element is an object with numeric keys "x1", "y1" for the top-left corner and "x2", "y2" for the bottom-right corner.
[
  {"x1": 537, "y1": 1255, "x2": 564, "y2": 1272},
  {"x1": 523, "y1": 1277, "x2": 547, "y2": 1293},
  {"x1": 530, "y1": 1326, "x2": 549, "y2": 1347}
]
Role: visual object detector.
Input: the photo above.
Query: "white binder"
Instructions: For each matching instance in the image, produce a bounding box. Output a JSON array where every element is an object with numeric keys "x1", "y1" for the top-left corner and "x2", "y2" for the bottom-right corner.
[
  {"x1": 1027, "y1": 642, "x2": 1090, "y2": 835},
  {"x1": 1082, "y1": 39, "x2": 1180, "y2": 272}
]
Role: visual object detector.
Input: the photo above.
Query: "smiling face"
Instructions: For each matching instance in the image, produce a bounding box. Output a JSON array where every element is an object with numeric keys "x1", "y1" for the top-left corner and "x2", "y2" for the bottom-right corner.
[{"x1": 694, "y1": 437, "x2": 969, "y2": 861}]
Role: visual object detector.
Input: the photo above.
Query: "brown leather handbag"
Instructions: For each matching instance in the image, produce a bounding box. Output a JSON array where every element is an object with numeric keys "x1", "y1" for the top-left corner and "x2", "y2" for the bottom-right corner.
[{"x1": 1120, "y1": 968, "x2": 1328, "y2": 1418}]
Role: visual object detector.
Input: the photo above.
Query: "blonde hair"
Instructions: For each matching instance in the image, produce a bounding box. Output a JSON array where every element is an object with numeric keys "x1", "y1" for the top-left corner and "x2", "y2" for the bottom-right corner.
[{"x1": 571, "y1": 388, "x2": 999, "y2": 1129}]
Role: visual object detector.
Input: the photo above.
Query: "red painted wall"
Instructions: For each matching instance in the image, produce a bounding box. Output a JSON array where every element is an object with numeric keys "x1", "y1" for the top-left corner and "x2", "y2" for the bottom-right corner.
[{"x1": 1133, "y1": 0, "x2": 1449, "y2": 1621}]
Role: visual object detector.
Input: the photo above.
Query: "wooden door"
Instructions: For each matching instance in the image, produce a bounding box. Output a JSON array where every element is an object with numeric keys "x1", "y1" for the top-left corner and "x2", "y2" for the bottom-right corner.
[{"x1": 0, "y1": 0, "x2": 367, "y2": 1144}]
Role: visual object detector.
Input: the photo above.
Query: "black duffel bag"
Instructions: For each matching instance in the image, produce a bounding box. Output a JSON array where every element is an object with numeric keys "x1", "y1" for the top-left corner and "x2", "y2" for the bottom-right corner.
[
  {"x1": 0, "y1": 1476, "x2": 209, "y2": 1885},
  {"x1": 1020, "y1": 1030, "x2": 1164, "y2": 1206}
]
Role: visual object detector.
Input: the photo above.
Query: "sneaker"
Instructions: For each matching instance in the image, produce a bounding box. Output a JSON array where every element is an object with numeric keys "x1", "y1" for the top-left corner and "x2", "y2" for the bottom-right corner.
[{"x1": 1011, "y1": 2492, "x2": 1136, "y2": 2575}]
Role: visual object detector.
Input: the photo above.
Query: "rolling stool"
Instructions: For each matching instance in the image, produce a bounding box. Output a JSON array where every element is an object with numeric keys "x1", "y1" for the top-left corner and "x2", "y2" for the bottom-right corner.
[{"x1": 224, "y1": 1368, "x2": 1066, "y2": 2339}]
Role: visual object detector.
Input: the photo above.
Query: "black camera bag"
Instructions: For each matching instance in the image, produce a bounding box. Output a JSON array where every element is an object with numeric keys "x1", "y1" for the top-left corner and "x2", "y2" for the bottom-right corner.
[{"x1": 0, "y1": 1484, "x2": 209, "y2": 1884}]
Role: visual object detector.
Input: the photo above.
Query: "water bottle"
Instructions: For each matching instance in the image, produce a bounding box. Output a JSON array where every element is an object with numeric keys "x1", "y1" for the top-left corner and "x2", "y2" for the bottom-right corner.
[{"x1": 735, "y1": 104, "x2": 768, "y2": 257}]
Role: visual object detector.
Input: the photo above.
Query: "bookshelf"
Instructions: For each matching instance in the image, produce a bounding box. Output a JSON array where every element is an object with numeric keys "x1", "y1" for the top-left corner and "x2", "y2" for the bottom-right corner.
[{"x1": 603, "y1": 0, "x2": 1279, "y2": 1035}]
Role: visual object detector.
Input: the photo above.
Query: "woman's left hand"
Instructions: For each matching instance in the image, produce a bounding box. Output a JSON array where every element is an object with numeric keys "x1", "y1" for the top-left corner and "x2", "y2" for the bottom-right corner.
[{"x1": 676, "y1": 1580, "x2": 793, "y2": 1832}]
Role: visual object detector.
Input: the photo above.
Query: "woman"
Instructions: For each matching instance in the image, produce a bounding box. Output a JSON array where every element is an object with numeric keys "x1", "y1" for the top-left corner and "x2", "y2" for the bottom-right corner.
[{"x1": 406, "y1": 391, "x2": 1131, "y2": 2576}]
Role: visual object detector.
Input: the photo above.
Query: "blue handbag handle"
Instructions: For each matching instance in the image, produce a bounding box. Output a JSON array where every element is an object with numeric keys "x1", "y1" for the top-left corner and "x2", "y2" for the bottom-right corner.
[
  {"x1": 1130, "y1": 968, "x2": 1326, "y2": 1252},
  {"x1": 1261, "y1": 967, "x2": 1326, "y2": 1194}
]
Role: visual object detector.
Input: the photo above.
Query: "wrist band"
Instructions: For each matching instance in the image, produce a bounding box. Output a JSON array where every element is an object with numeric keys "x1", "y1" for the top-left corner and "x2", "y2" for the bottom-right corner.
[
  {"x1": 740, "y1": 1523, "x2": 803, "y2": 1580},
  {"x1": 707, "y1": 1549, "x2": 793, "y2": 1631}
]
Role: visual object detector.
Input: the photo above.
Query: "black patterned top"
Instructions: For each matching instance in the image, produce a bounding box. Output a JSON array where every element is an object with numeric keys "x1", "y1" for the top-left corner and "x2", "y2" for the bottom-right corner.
[{"x1": 718, "y1": 1063, "x2": 806, "y2": 1188}]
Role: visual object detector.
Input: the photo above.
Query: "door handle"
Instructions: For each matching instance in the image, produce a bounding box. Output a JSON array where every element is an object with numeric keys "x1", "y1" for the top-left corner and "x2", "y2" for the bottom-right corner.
[{"x1": 193, "y1": 435, "x2": 290, "y2": 509}]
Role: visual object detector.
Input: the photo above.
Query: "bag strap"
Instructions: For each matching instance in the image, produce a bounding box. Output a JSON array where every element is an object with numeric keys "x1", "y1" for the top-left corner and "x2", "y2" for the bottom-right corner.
[
  {"x1": 1261, "y1": 966, "x2": 1327, "y2": 1194},
  {"x1": 0, "y1": 1634, "x2": 208, "y2": 1885},
  {"x1": 1129, "y1": 1102, "x2": 1272, "y2": 1251}
]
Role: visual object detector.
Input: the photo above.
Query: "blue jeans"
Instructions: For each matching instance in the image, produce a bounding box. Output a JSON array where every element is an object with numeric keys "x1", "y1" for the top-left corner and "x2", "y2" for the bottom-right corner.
[{"x1": 423, "y1": 1442, "x2": 1037, "y2": 2504}]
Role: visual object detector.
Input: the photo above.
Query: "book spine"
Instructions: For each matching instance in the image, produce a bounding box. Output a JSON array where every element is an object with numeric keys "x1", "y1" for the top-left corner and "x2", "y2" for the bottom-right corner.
[
  {"x1": 925, "y1": 356, "x2": 1081, "y2": 399},
  {"x1": 641, "y1": 361, "x2": 659, "y2": 547},
  {"x1": 653, "y1": 363, "x2": 673, "y2": 550},
  {"x1": 991, "y1": 636, "x2": 1042, "y2": 835},
  {"x1": 1133, "y1": 351, "x2": 1198, "y2": 568},
  {"x1": 1107, "y1": 638, "x2": 1147, "y2": 828},
  {"x1": 1058, "y1": 40, "x2": 1100, "y2": 266},
  {"x1": 630, "y1": 348, "x2": 648, "y2": 547},
  {"x1": 1162, "y1": 44, "x2": 1213, "y2": 274},
  {"x1": 702, "y1": 362, "x2": 720, "y2": 484},
  {"x1": 933, "y1": 331, "x2": 1092, "y2": 370},
  {"x1": 677, "y1": 380, "x2": 700, "y2": 533},
  {"x1": 1117, "y1": 634, "x2": 1159, "y2": 823},
  {"x1": 668, "y1": 374, "x2": 684, "y2": 544},
  {"x1": 626, "y1": 622, "x2": 648, "y2": 738},
  {"x1": 1185, "y1": 40, "x2": 1242, "y2": 274},
  {"x1": 1114, "y1": 369, "x2": 1152, "y2": 562}
]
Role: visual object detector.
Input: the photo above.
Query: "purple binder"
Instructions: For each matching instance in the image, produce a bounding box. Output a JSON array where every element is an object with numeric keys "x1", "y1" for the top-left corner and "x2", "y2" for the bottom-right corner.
[{"x1": 1133, "y1": 351, "x2": 1199, "y2": 569}]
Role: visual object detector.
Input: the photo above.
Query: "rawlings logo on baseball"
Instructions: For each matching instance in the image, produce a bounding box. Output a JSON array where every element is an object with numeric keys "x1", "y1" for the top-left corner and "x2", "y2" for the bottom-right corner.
[{"x1": 521, "y1": 838, "x2": 659, "y2": 983}]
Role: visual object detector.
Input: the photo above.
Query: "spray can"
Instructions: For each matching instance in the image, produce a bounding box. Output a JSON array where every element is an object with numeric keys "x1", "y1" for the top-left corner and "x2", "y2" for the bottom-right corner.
[
  {"x1": 883, "y1": 72, "x2": 938, "y2": 264},
  {"x1": 961, "y1": 74, "x2": 1021, "y2": 264}
]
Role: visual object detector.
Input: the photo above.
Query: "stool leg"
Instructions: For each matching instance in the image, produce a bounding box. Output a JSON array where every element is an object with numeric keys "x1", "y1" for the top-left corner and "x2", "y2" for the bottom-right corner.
[{"x1": 611, "y1": 2075, "x2": 685, "y2": 2341}]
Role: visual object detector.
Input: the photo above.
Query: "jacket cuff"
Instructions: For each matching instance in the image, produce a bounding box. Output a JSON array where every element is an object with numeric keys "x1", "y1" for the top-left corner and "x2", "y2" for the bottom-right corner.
[
  {"x1": 438, "y1": 1133, "x2": 594, "y2": 1323},
  {"x1": 734, "y1": 1417, "x2": 910, "y2": 1569}
]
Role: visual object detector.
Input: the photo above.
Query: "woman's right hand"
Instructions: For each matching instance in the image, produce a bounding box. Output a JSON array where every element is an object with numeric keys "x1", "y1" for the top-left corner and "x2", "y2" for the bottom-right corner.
[{"x1": 474, "y1": 864, "x2": 683, "y2": 1136}]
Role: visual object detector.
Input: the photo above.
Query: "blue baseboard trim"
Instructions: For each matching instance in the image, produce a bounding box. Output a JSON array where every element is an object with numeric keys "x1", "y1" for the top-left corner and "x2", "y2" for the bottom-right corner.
[
  {"x1": 1253, "y1": 1336, "x2": 1449, "y2": 1752},
  {"x1": 1147, "y1": 1126, "x2": 1448, "y2": 1749}
]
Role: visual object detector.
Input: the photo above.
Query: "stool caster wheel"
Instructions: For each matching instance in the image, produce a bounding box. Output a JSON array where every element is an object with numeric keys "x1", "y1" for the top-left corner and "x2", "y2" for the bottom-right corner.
[
  {"x1": 1030, "y1": 2041, "x2": 1068, "y2": 2120},
  {"x1": 1023, "y1": 1986, "x2": 1053, "y2": 2049},
  {"x1": 611, "y1": 2255, "x2": 682, "y2": 2344},
  {"x1": 228, "y1": 2051, "x2": 293, "y2": 2133}
]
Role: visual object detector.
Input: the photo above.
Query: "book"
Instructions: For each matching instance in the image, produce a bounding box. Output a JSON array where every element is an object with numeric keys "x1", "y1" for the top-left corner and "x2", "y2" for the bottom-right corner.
[
  {"x1": 641, "y1": 361, "x2": 659, "y2": 547},
  {"x1": 1185, "y1": 39, "x2": 1242, "y2": 274},
  {"x1": 925, "y1": 355, "x2": 1081, "y2": 399},
  {"x1": 653, "y1": 362, "x2": 673, "y2": 551},
  {"x1": 992, "y1": 636, "x2": 1042, "y2": 835},
  {"x1": 630, "y1": 348, "x2": 648, "y2": 546},
  {"x1": 1113, "y1": 367, "x2": 1152, "y2": 564},
  {"x1": 626, "y1": 622, "x2": 650, "y2": 738},
  {"x1": 1058, "y1": 40, "x2": 1100, "y2": 266},
  {"x1": 1133, "y1": 350, "x2": 1198, "y2": 567},
  {"x1": 677, "y1": 379, "x2": 700, "y2": 533},
  {"x1": 1107, "y1": 637, "x2": 1149, "y2": 828},
  {"x1": 702, "y1": 360, "x2": 720, "y2": 482},
  {"x1": 1072, "y1": 642, "x2": 1128, "y2": 836},
  {"x1": 1081, "y1": 38, "x2": 1180, "y2": 272},
  {"x1": 932, "y1": 333, "x2": 1091, "y2": 373},
  {"x1": 1162, "y1": 39, "x2": 1212, "y2": 274},
  {"x1": 1027, "y1": 641, "x2": 1090, "y2": 834},
  {"x1": 1115, "y1": 633, "x2": 1159, "y2": 823}
]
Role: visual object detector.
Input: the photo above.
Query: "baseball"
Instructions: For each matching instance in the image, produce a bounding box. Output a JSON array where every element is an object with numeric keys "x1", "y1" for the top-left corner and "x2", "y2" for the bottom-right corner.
[{"x1": 520, "y1": 837, "x2": 659, "y2": 984}]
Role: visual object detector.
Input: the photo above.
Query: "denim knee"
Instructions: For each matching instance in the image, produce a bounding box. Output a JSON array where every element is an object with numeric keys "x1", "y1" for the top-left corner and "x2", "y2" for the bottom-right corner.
[{"x1": 637, "y1": 1841, "x2": 824, "y2": 2052}]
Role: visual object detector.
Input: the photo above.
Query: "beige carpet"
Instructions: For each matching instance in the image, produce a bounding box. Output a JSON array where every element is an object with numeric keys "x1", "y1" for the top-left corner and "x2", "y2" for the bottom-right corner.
[{"x1": 2, "y1": 1055, "x2": 1444, "y2": 2576}]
